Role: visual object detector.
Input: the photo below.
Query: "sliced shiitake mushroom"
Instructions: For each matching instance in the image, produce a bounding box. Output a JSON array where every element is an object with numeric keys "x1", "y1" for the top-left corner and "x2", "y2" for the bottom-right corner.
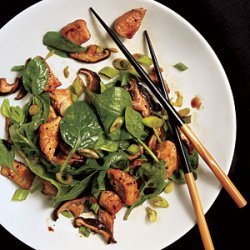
[
  {"x1": 128, "y1": 78, "x2": 151, "y2": 117},
  {"x1": 69, "y1": 45, "x2": 111, "y2": 63},
  {"x1": 15, "y1": 84, "x2": 28, "y2": 100},
  {"x1": 78, "y1": 68, "x2": 101, "y2": 93},
  {"x1": 0, "y1": 77, "x2": 21, "y2": 96},
  {"x1": 53, "y1": 196, "x2": 97, "y2": 221},
  {"x1": 98, "y1": 208, "x2": 115, "y2": 234},
  {"x1": 74, "y1": 217, "x2": 116, "y2": 244}
]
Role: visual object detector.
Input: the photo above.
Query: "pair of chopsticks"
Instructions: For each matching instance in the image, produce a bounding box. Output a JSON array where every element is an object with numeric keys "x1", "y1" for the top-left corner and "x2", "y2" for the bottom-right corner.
[
  {"x1": 144, "y1": 31, "x2": 214, "y2": 249},
  {"x1": 89, "y1": 7, "x2": 247, "y2": 249}
]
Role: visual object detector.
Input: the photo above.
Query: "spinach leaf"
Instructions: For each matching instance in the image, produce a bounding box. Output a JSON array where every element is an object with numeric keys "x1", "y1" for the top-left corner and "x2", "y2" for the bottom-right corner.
[
  {"x1": 47, "y1": 46, "x2": 69, "y2": 58},
  {"x1": 119, "y1": 70, "x2": 140, "y2": 87},
  {"x1": 91, "y1": 171, "x2": 106, "y2": 199},
  {"x1": 60, "y1": 101, "x2": 102, "y2": 150},
  {"x1": 103, "y1": 150, "x2": 128, "y2": 169},
  {"x1": 22, "y1": 56, "x2": 48, "y2": 95},
  {"x1": 54, "y1": 171, "x2": 97, "y2": 206},
  {"x1": 170, "y1": 148, "x2": 199, "y2": 184},
  {"x1": 9, "y1": 94, "x2": 50, "y2": 156},
  {"x1": 125, "y1": 106, "x2": 147, "y2": 140},
  {"x1": 124, "y1": 161, "x2": 166, "y2": 219},
  {"x1": 66, "y1": 159, "x2": 108, "y2": 176},
  {"x1": 31, "y1": 92, "x2": 50, "y2": 123},
  {"x1": 89, "y1": 87, "x2": 132, "y2": 138},
  {"x1": 1, "y1": 98, "x2": 10, "y2": 118},
  {"x1": 94, "y1": 134, "x2": 119, "y2": 152},
  {"x1": 10, "y1": 106, "x2": 25, "y2": 124},
  {"x1": 0, "y1": 139, "x2": 15, "y2": 170},
  {"x1": 43, "y1": 32, "x2": 86, "y2": 53}
]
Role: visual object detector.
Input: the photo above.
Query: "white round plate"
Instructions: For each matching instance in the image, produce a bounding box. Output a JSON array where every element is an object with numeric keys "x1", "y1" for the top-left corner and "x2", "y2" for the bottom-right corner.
[{"x1": 0, "y1": 0, "x2": 236, "y2": 249}]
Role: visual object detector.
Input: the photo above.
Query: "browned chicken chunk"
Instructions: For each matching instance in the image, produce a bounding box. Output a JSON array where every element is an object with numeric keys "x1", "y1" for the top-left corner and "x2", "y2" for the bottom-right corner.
[
  {"x1": 155, "y1": 140, "x2": 179, "y2": 179},
  {"x1": 99, "y1": 191, "x2": 124, "y2": 215},
  {"x1": 60, "y1": 19, "x2": 91, "y2": 45},
  {"x1": 49, "y1": 89, "x2": 73, "y2": 116},
  {"x1": 107, "y1": 169, "x2": 139, "y2": 206},
  {"x1": 44, "y1": 63, "x2": 62, "y2": 92},
  {"x1": 39, "y1": 116, "x2": 61, "y2": 161},
  {"x1": 48, "y1": 106, "x2": 57, "y2": 122},
  {"x1": 114, "y1": 8, "x2": 146, "y2": 39},
  {"x1": 1, "y1": 160, "x2": 34, "y2": 190}
]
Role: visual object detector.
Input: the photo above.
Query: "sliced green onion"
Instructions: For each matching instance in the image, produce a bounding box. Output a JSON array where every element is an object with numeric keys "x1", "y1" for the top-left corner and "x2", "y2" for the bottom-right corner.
[
  {"x1": 113, "y1": 58, "x2": 131, "y2": 70},
  {"x1": 79, "y1": 226, "x2": 91, "y2": 237},
  {"x1": 90, "y1": 202, "x2": 99, "y2": 215},
  {"x1": 164, "y1": 180, "x2": 175, "y2": 194},
  {"x1": 146, "y1": 207, "x2": 157, "y2": 222},
  {"x1": 153, "y1": 128, "x2": 161, "y2": 143},
  {"x1": 133, "y1": 53, "x2": 153, "y2": 66},
  {"x1": 142, "y1": 116, "x2": 164, "y2": 128},
  {"x1": 173, "y1": 62, "x2": 188, "y2": 71},
  {"x1": 126, "y1": 144, "x2": 140, "y2": 155},
  {"x1": 178, "y1": 107, "x2": 191, "y2": 117},
  {"x1": 12, "y1": 188, "x2": 30, "y2": 201},
  {"x1": 99, "y1": 66, "x2": 119, "y2": 78},
  {"x1": 11, "y1": 65, "x2": 25, "y2": 72},
  {"x1": 100, "y1": 81, "x2": 107, "y2": 93},
  {"x1": 56, "y1": 172, "x2": 73, "y2": 185},
  {"x1": 110, "y1": 116, "x2": 124, "y2": 133},
  {"x1": 149, "y1": 196, "x2": 169, "y2": 208},
  {"x1": 1, "y1": 98, "x2": 11, "y2": 118},
  {"x1": 61, "y1": 211, "x2": 74, "y2": 218},
  {"x1": 72, "y1": 75, "x2": 85, "y2": 96},
  {"x1": 170, "y1": 91, "x2": 183, "y2": 107},
  {"x1": 63, "y1": 66, "x2": 70, "y2": 78},
  {"x1": 182, "y1": 115, "x2": 192, "y2": 124}
]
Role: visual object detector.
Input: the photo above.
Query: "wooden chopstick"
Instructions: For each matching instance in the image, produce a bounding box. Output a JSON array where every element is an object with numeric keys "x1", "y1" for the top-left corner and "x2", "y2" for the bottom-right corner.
[
  {"x1": 89, "y1": 7, "x2": 247, "y2": 209},
  {"x1": 144, "y1": 30, "x2": 214, "y2": 250}
]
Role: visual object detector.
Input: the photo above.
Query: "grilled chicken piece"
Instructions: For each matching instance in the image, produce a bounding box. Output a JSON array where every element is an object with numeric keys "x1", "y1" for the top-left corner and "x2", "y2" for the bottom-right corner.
[
  {"x1": 129, "y1": 78, "x2": 150, "y2": 117},
  {"x1": 114, "y1": 8, "x2": 146, "y2": 39},
  {"x1": 44, "y1": 63, "x2": 62, "y2": 92},
  {"x1": 155, "y1": 140, "x2": 179, "y2": 179},
  {"x1": 99, "y1": 191, "x2": 124, "y2": 215},
  {"x1": 1, "y1": 160, "x2": 34, "y2": 190},
  {"x1": 49, "y1": 89, "x2": 73, "y2": 116},
  {"x1": 60, "y1": 19, "x2": 91, "y2": 45},
  {"x1": 39, "y1": 116, "x2": 61, "y2": 161},
  {"x1": 48, "y1": 106, "x2": 57, "y2": 122},
  {"x1": 107, "y1": 169, "x2": 139, "y2": 206}
]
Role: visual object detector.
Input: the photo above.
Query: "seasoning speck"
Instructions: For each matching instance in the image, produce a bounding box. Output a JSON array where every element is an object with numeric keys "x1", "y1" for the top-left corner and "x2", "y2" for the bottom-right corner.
[
  {"x1": 191, "y1": 95, "x2": 202, "y2": 110},
  {"x1": 48, "y1": 226, "x2": 54, "y2": 232}
]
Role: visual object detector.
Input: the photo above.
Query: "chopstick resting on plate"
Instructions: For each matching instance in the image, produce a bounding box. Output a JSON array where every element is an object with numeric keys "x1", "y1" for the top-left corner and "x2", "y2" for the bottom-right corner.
[
  {"x1": 89, "y1": 7, "x2": 247, "y2": 209},
  {"x1": 144, "y1": 30, "x2": 214, "y2": 250}
]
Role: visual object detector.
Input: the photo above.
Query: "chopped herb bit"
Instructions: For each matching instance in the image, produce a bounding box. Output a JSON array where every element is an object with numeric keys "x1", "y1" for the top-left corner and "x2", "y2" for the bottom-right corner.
[
  {"x1": 173, "y1": 62, "x2": 188, "y2": 71},
  {"x1": 12, "y1": 188, "x2": 30, "y2": 201}
]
